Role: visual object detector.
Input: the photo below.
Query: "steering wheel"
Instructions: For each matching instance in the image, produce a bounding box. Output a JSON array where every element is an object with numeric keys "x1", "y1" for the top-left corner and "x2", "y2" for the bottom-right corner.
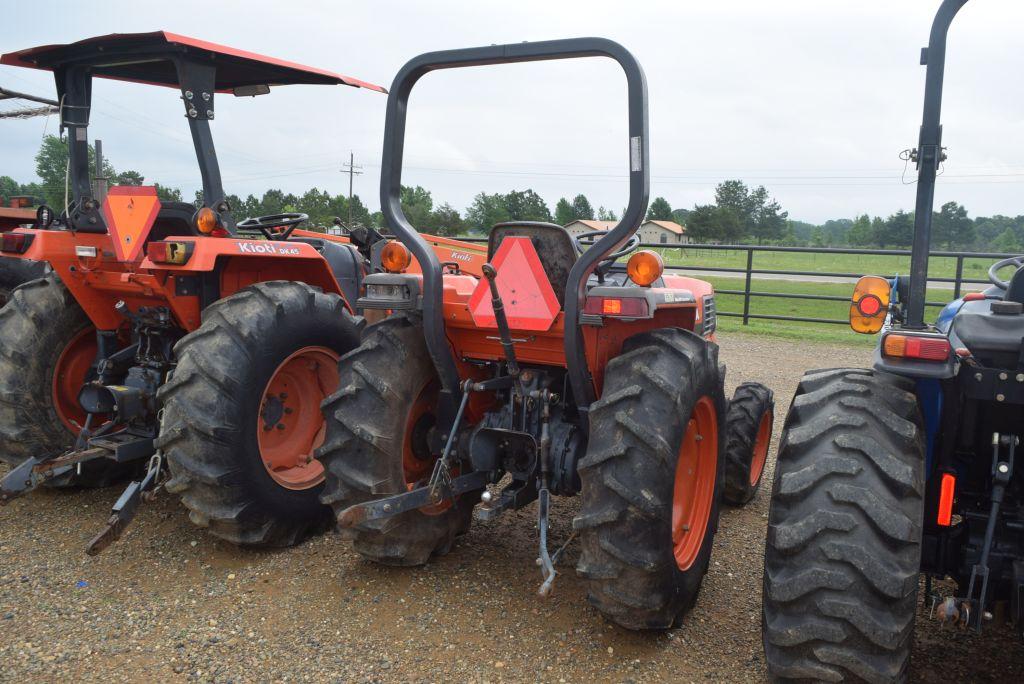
[
  {"x1": 573, "y1": 230, "x2": 641, "y2": 265},
  {"x1": 987, "y1": 255, "x2": 1024, "y2": 290},
  {"x1": 236, "y1": 212, "x2": 308, "y2": 241}
]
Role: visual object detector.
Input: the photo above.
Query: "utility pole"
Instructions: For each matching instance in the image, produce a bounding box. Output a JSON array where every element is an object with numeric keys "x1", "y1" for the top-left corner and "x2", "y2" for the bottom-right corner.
[
  {"x1": 341, "y1": 151, "x2": 362, "y2": 228},
  {"x1": 93, "y1": 139, "x2": 108, "y2": 202}
]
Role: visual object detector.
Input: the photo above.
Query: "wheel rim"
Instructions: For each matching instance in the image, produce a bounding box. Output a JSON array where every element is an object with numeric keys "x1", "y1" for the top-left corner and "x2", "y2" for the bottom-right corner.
[
  {"x1": 51, "y1": 327, "x2": 97, "y2": 434},
  {"x1": 257, "y1": 346, "x2": 339, "y2": 490},
  {"x1": 403, "y1": 379, "x2": 451, "y2": 515},
  {"x1": 671, "y1": 396, "x2": 718, "y2": 571},
  {"x1": 749, "y1": 410, "x2": 773, "y2": 487}
]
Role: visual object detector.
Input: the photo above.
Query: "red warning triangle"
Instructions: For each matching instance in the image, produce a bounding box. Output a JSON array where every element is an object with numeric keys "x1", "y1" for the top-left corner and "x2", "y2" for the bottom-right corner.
[
  {"x1": 101, "y1": 186, "x2": 162, "y2": 262},
  {"x1": 468, "y1": 236, "x2": 560, "y2": 332}
]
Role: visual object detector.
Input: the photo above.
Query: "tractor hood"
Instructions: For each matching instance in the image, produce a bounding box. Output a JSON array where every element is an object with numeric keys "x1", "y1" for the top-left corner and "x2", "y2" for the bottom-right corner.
[{"x1": 0, "y1": 31, "x2": 387, "y2": 94}]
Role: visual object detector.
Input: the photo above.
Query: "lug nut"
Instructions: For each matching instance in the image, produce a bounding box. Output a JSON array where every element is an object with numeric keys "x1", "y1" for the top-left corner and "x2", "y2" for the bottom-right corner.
[{"x1": 481, "y1": 491, "x2": 493, "y2": 503}]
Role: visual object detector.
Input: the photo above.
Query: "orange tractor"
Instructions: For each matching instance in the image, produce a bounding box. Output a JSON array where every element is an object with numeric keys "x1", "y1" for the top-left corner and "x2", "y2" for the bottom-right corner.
[
  {"x1": 0, "y1": 32, "x2": 485, "y2": 553},
  {"x1": 317, "y1": 39, "x2": 774, "y2": 628}
]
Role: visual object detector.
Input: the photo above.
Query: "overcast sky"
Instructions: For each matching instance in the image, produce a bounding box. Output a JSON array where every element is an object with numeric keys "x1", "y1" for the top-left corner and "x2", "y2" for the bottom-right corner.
[{"x1": 2, "y1": 0, "x2": 1022, "y2": 224}]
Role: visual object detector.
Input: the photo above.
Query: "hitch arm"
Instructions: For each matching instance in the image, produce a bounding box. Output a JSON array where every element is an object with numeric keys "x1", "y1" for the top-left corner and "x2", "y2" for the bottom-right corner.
[{"x1": 337, "y1": 470, "x2": 490, "y2": 528}]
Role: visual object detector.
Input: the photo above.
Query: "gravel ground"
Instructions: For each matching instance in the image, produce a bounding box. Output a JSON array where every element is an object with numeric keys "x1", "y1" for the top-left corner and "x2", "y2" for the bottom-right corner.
[{"x1": 1, "y1": 332, "x2": 1023, "y2": 683}]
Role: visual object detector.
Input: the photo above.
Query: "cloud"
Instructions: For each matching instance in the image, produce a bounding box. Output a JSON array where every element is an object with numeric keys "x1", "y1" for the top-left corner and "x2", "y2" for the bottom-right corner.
[{"x1": 1, "y1": 0, "x2": 1021, "y2": 223}]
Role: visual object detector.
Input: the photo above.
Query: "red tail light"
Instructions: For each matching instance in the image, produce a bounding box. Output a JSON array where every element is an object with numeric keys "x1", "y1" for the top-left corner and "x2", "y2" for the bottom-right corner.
[
  {"x1": 937, "y1": 473, "x2": 956, "y2": 526},
  {"x1": 882, "y1": 334, "x2": 951, "y2": 361},
  {"x1": 583, "y1": 296, "x2": 649, "y2": 318},
  {"x1": 1, "y1": 232, "x2": 34, "y2": 254},
  {"x1": 146, "y1": 241, "x2": 194, "y2": 265}
]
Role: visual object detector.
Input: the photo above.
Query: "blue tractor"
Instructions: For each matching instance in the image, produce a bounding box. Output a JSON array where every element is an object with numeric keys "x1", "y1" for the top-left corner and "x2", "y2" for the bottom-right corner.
[{"x1": 762, "y1": 1, "x2": 1024, "y2": 681}]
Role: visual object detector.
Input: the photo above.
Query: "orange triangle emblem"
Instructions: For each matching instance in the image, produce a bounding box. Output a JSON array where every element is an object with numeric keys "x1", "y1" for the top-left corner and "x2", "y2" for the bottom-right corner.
[{"x1": 101, "y1": 186, "x2": 162, "y2": 262}]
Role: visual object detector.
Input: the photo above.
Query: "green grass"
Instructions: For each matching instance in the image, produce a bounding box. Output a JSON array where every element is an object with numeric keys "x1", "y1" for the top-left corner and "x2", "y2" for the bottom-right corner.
[
  {"x1": 651, "y1": 246, "x2": 995, "y2": 284},
  {"x1": 701, "y1": 276, "x2": 957, "y2": 346}
]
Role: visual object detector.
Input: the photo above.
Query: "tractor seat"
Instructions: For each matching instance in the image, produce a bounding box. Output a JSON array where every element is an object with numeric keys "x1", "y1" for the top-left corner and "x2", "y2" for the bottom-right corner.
[
  {"x1": 487, "y1": 222, "x2": 577, "y2": 306},
  {"x1": 950, "y1": 298, "x2": 1024, "y2": 368},
  {"x1": 1005, "y1": 265, "x2": 1024, "y2": 304},
  {"x1": 148, "y1": 202, "x2": 200, "y2": 241}
]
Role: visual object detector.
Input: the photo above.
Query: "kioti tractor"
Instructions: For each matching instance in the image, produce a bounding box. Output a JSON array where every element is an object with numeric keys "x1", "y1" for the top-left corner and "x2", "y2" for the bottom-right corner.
[
  {"x1": 317, "y1": 39, "x2": 774, "y2": 628},
  {"x1": 0, "y1": 32, "x2": 486, "y2": 553},
  {"x1": 763, "y1": 1, "x2": 1024, "y2": 680}
]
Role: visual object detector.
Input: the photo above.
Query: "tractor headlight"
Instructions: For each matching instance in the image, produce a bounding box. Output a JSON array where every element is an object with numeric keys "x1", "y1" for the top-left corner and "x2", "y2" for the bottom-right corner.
[{"x1": 366, "y1": 283, "x2": 411, "y2": 301}]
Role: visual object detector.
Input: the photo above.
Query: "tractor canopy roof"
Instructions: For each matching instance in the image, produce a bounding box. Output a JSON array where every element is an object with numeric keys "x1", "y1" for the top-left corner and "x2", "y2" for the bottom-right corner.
[{"x1": 0, "y1": 31, "x2": 387, "y2": 94}]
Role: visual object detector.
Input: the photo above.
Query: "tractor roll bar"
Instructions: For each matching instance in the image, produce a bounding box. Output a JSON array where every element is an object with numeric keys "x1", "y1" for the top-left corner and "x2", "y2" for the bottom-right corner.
[
  {"x1": 379, "y1": 38, "x2": 649, "y2": 417},
  {"x1": 905, "y1": 0, "x2": 969, "y2": 329}
]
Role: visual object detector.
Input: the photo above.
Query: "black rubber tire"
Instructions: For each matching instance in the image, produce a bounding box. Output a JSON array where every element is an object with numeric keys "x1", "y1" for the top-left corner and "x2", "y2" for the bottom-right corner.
[
  {"x1": 762, "y1": 368, "x2": 925, "y2": 683},
  {"x1": 0, "y1": 274, "x2": 122, "y2": 487},
  {"x1": 318, "y1": 313, "x2": 477, "y2": 566},
  {"x1": 574, "y1": 328, "x2": 726, "y2": 630},
  {"x1": 159, "y1": 281, "x2": 362, "y2": 547},
  {"x1": 722, "y1": 381, "x2": 775, "y2": 506},
  {"x1": 0, "y1": 257, "x2": 47, "y2": 307}
]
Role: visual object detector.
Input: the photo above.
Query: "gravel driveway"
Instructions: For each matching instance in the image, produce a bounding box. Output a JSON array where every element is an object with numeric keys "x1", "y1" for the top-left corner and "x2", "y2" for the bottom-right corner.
[{"x1": 1, "y1": 332, "x2": 1022, "y2": 682}]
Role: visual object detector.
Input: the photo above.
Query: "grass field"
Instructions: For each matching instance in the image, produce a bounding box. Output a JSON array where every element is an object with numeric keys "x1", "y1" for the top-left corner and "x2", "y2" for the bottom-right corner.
[{"x1": 651, "y1": 246, "x2": 1000, "y2": 285}]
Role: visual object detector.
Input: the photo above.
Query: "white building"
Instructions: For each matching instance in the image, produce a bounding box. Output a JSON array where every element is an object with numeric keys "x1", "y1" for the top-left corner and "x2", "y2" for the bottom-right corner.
[{"x1": 563, "y1": 219, "x2": 689, "y2": 244}]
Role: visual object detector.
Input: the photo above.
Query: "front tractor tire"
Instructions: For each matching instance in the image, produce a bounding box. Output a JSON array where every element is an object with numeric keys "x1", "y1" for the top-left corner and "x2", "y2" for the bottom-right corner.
[
  {"x1": 159, "y1": 281, "x2": 362, "y2": 547},
  {"x1": 575, "y1": 328, "x2": 726, "y2": 630},
  {"x1": 0, "y1": 274, "x2": 122, "y2": 487},
  {"x1": 318, "y1": 313, "x2": 478, "y2": 566},
  {"x1": 762, "y1": 368, "x2": 925, "y2": 683},
  {"x1": 722, "y1": 381, "x2": 775, "y2": 506}
]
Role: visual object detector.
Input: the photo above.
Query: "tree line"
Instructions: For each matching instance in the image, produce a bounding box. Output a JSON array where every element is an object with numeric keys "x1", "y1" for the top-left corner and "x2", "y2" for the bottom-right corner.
[{"x1": 4, "y1": 135, "x2": 1022, "y2": 251}]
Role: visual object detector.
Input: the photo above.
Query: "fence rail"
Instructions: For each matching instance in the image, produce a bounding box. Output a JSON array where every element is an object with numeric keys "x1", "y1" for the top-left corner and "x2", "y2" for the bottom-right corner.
[{"x1": 454, "y1": 237, "x2": 1017, "y2": 327}]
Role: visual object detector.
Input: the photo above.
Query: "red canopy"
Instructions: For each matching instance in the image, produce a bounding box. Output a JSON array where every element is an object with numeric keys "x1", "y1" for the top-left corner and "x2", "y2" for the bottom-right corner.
[{"x1": 0, "y1": 31, "x2": 386, "y2": 94}]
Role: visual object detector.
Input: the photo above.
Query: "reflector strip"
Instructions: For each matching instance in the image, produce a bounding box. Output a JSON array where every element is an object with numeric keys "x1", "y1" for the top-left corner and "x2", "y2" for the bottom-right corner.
[{"x1": 937, "y1": 473, "x2": 955, "y2": 526}]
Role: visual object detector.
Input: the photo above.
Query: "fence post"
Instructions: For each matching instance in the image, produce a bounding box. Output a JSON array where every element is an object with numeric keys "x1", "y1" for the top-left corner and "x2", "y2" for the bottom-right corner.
[
  {"x1": 742, "y1": 248, "x2": 754, "y2": 325},
  {"x1": 953, "y1": 255, "x2": 964, "y2": 300}
]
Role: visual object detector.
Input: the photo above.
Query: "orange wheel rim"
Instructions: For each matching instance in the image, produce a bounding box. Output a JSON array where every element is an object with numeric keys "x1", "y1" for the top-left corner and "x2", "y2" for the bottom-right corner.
[
  {"x1": 749, "y1": 410, "x2": 773, "y2": 487},
  {"x1": 403, "y1": 379, "x2": 450, "y2": 515},
  {"x1": 51, "y1": 327, "x2": 97, "y2": 434},
  {"x1": 671, "y1": 396, "x2": 718, "y2": 571},
  {"x1": 257, "y1": 346, "x2": 339, "y2": 490}
]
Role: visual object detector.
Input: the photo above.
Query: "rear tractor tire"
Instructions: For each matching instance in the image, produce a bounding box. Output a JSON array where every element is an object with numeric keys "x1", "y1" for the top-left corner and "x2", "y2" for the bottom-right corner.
[
  {"x1": 575, "y1": 328, "x2": 726, "y2": 629},
  {"x1": 0, "y1": 274, "x2": 124, "y2": 487},
  {"x1": 762, "y1": 368, "x2": 925, "y2": 683},
  {"x1": 318, "y1": 313, "x2": 478, "y2": 566},
  {"x1": 0, "y1": 257, "x2": 47, "y2": 307},
  {"x1": 722, "y1": 381, "x2": 774, "y2": 506},
  {"x1": 159, "y1": 281, "x2": 362, "y2": 547}
]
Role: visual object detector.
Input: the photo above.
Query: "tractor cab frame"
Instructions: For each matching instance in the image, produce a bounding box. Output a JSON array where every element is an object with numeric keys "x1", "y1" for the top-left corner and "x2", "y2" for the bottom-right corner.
[{"x1": 1, "y1": 31, "x2": 385, "y2": 233}]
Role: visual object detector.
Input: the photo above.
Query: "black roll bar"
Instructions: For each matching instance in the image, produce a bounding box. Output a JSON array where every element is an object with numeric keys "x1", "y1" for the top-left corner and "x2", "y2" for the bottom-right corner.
[
  {"x1": 379, "y1": 38, "x2": 649, "y2": 418},
  {"x1": 905, "y1": 0, "x2": 969, "y2": 328}
]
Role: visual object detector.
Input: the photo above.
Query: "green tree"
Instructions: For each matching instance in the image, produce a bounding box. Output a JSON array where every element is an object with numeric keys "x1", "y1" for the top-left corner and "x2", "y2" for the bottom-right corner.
[
  {"x1": 153, "y1": 183, "x2": 182, "y2": 202},
  {"x1": 671, "y1": 208, "x2": 691, "y2": 225},
  {"x1": 847, "y1": 214, "x2": 873, "y2": 246},
  {"x1": 425, "y1": 202, "x2": 464, "y2": 237},
  {"x1": 646, "y1": 196, "x2": 673, "y2": 221},
  {"x1": 932, "y1": 201, "x2": 974, "y2": 249},
  {"x1": 115, "y1": 170, "x2": 145, "y2": 186},
  {"x1": 571, "y1": 194, "x2": 594, "y2": 221},
  {"x1": 685, "y1": 204, "x2": 718, "y2": 243},
  {"x1": 810, "y1": 227, "x2": 826, "y2": 247},
  {"x1": 400, "y1": 185, "x2": 434, "y2": 228},
  {"x1": 34, "y1": 134, "x2": 116, "y2": 206},
  {"x1": 597, "y1": 206, "x2": 617, "y2": 221},
  {"x1": 554, "y1": 198, "x2": 575, "y2": 225},
  {"x1": 504, "y1": 189, "x2": 551, "y2": 222},
  {"x1": 465, "y1": 192, "x2": 511, "y2": 232},
  {"x1": 883, "y1": 210, "x2": 915, "y2": 247},
  {"x1": 992, "y1": 227, "x2": 1022, "y2": 253}
]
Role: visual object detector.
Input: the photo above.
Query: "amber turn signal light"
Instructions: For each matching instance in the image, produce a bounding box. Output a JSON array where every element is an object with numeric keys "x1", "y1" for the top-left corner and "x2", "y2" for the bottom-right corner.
[
  {"x1": 381, "y1": 241, "x2": 413, "y2": 273},
  {"x1": 850, "y1": 276, "x2": 891, "y2": 334},
  {"x1": 626, "y1": 250, "x2": 664, "y2": 287},
  {"x1": 193, "y1": 207, "x2": 221, "y2": 235}
]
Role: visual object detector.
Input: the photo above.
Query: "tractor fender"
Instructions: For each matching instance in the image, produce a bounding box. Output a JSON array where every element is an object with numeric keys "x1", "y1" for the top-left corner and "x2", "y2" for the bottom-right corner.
[{"x1": 141, "y1": 237, "x2": 357, "y2": 310}]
